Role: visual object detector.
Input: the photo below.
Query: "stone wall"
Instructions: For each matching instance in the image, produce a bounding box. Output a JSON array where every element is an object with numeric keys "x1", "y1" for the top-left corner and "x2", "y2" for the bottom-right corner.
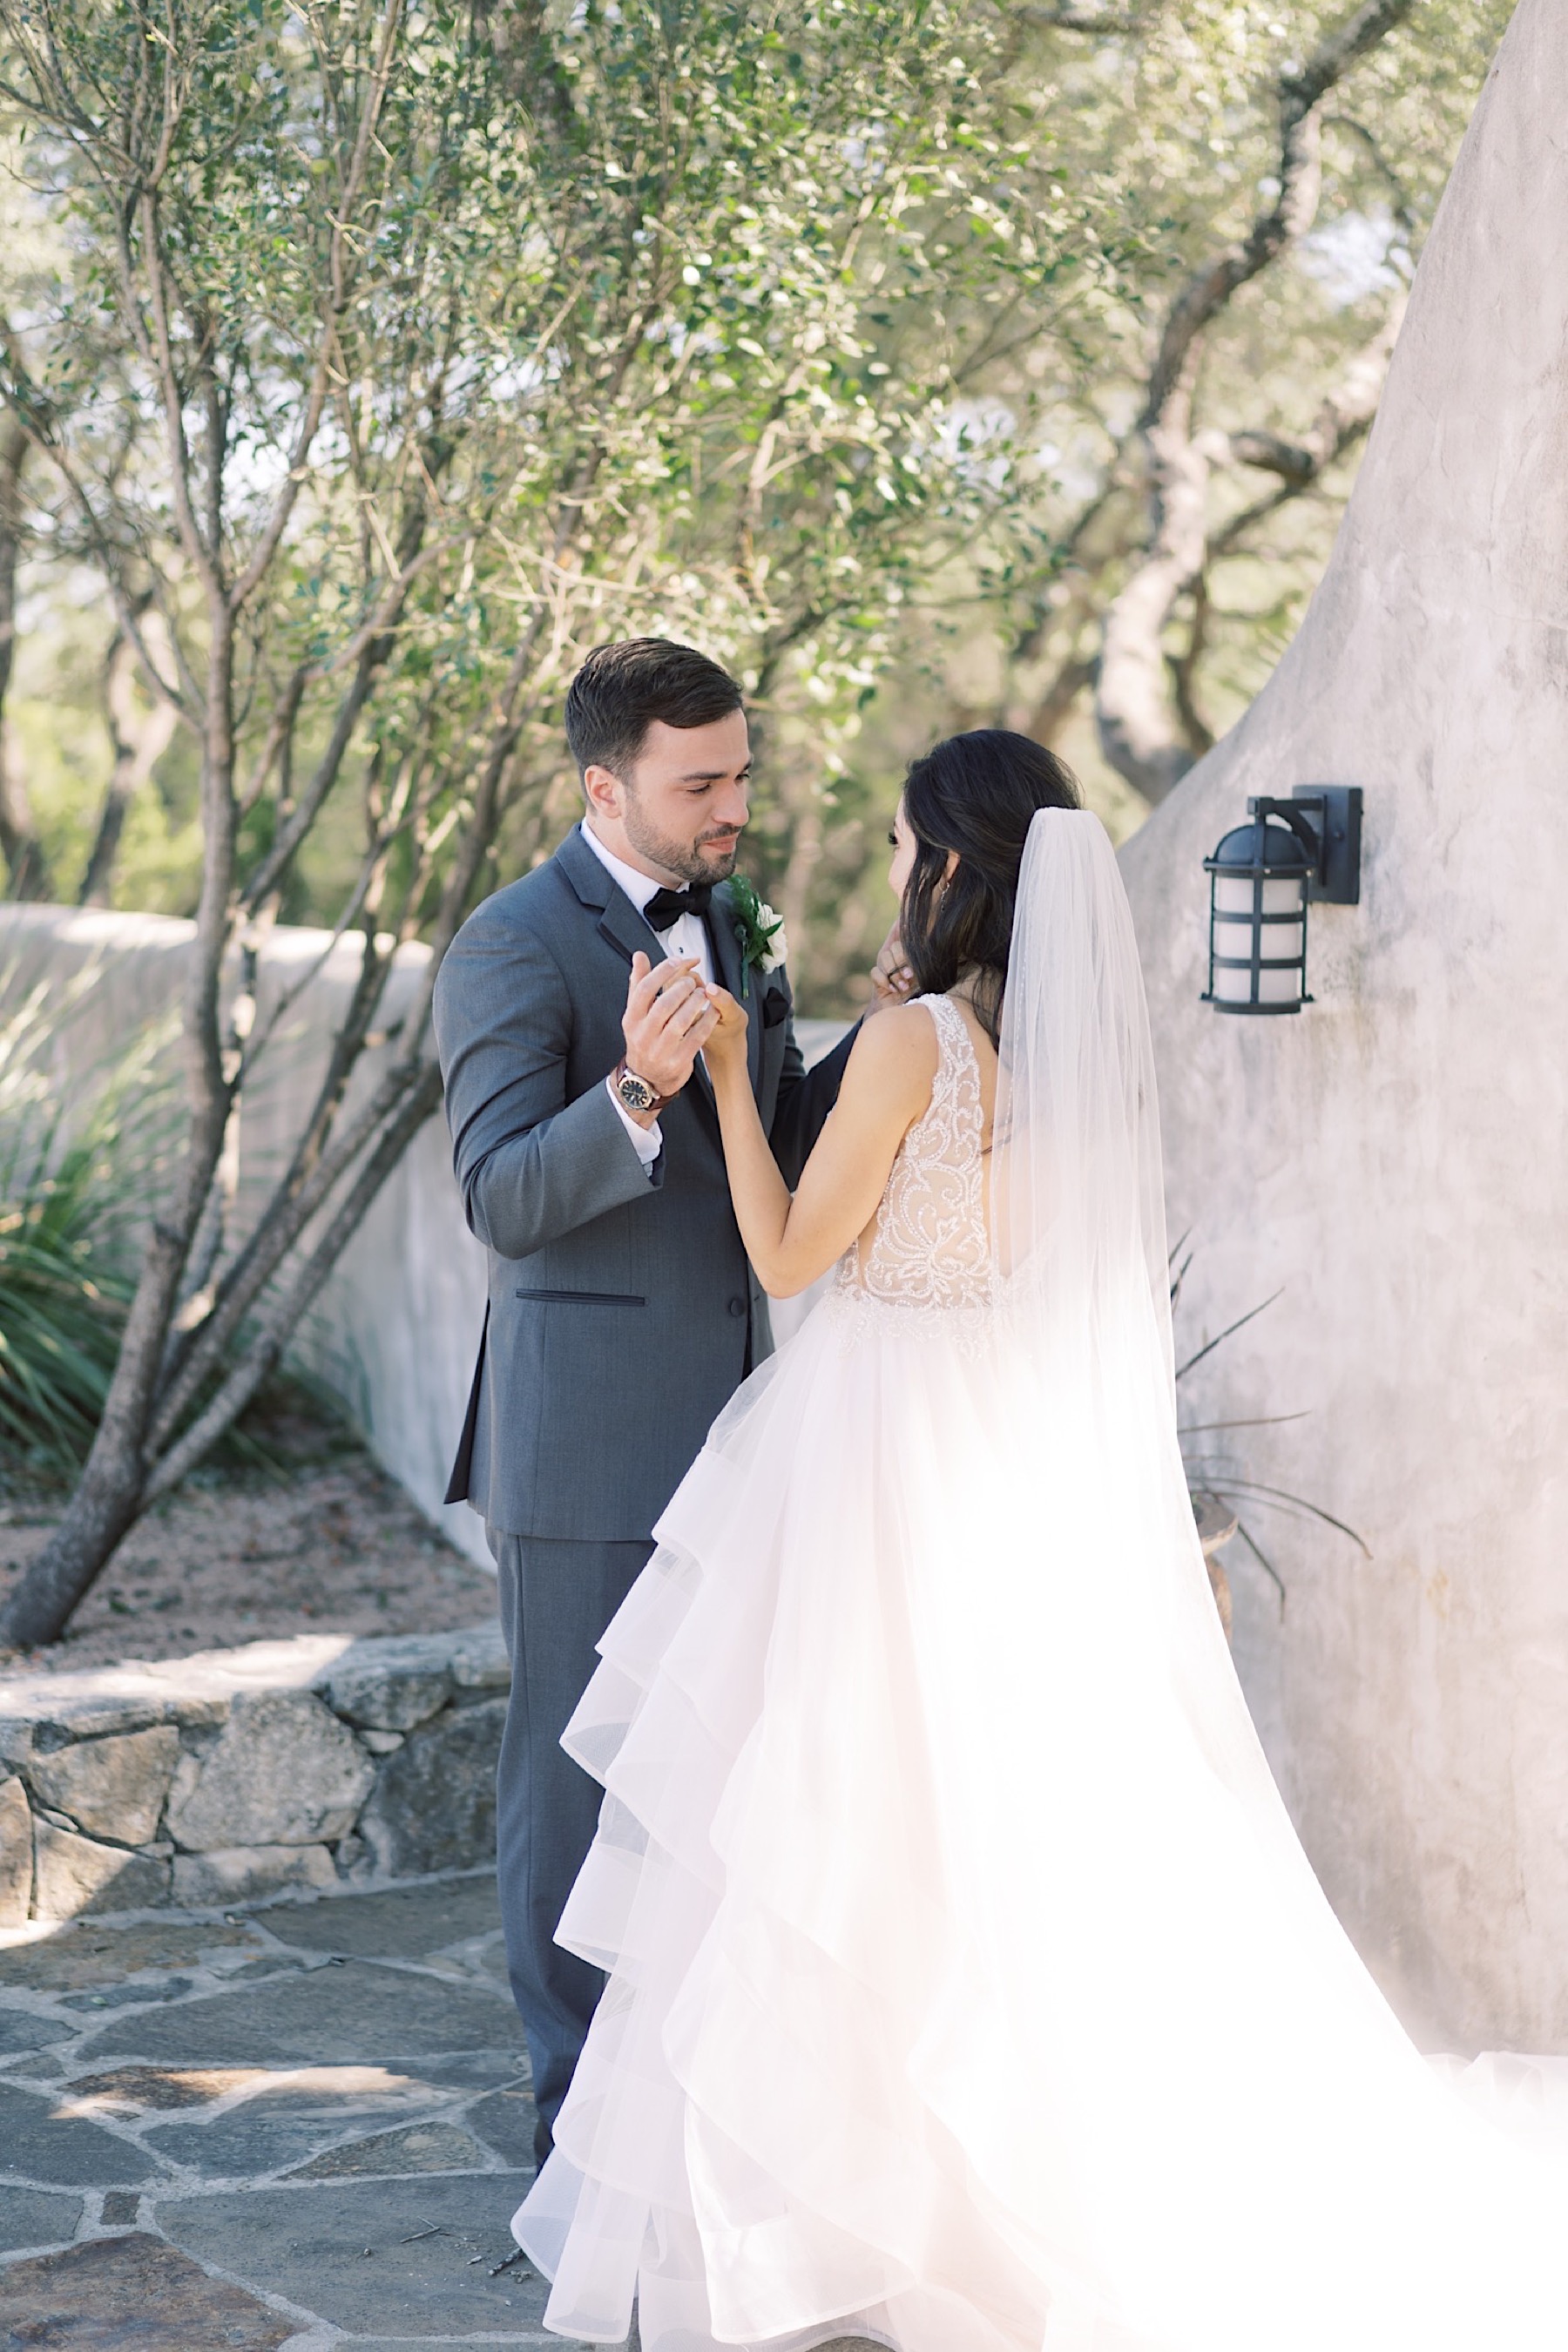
[{"x1": 0, "y1": 1625, "x2": 510, "y2": 1925}]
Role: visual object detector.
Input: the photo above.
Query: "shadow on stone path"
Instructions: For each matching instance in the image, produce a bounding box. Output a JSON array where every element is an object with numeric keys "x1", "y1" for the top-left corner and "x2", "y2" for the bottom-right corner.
[{"x1": 0, "y1": 1869, "x2": 882, "y2": 2349}]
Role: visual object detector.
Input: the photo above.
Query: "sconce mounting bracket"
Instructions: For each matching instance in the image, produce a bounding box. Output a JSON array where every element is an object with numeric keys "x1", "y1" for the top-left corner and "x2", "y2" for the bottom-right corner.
[
  {"x1": 1243, "y1": 787, "x2": 1362, "y2": 905},
  {"x1": 1289, "y1": 786, "x2": 1362, "y2": 905}
]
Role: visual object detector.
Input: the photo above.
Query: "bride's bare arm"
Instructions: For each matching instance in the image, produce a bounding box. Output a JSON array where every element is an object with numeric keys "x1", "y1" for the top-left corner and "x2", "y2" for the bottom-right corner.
[{"x1": 703, "y1": 989, "x2": 937, "y2": 1296}]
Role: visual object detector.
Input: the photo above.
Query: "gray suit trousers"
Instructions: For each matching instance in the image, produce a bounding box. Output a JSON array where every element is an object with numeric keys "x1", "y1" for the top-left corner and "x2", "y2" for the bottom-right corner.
[{"x1": 490, "y1": 1528, "x2": 652, "y2": 2166}]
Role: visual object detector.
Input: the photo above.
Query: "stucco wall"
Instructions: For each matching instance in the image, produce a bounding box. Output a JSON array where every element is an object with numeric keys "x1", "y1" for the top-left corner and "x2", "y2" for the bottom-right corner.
[{"x1": 1118, "y1": 0, "x2": 1568, "y2": 2051}]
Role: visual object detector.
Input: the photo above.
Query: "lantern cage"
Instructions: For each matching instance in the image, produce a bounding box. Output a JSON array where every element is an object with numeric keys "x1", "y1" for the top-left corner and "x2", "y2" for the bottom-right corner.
[{"x1": 1202, "y1": 787, "x2": 1362, "y2": 1017}]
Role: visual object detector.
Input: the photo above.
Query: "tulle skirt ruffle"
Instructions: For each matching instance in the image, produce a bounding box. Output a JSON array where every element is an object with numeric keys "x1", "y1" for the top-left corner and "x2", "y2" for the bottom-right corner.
[{"x1": 514, "y1": 1291, "x2": 1568, "y2": 2352}]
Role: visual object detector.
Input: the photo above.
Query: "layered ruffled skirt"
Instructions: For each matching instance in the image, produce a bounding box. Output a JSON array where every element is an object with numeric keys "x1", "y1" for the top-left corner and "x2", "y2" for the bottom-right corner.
[{"x1": 514, "y1": 1289, "x2": 1568, "y2": 2352}]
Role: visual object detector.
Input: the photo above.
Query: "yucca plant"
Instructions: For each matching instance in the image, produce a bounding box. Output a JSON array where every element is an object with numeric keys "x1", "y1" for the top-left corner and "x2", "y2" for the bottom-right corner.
[
  {"x1": 1170, "y1": 1235, "x2": 1369, "y2": 1617},
  {"x1": 0, "y1": 975, "x2": 172, "y2": 1479}
]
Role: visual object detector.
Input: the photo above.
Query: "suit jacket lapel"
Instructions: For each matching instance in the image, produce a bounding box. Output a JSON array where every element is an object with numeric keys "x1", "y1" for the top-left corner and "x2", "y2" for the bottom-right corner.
[
  {"x1": 556, "y1": 826, "x2": 670, "y2": 973},
  {"x1": 600, "y1": 875, "x2": 670, "y2": 977}
]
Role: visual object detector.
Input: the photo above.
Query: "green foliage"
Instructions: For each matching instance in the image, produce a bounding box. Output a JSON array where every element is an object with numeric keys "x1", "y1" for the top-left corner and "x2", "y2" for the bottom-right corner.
[
  {"x1": 1, "y1": 0, "x2": 1129, "y2": 993},
  {"x1": 0, "y1": 0, "x2": 1521, "y2": 1012},
  {"x1": 0, "y1": 969, "x2": 316, "y2": 1481},
  {"x1": 0, "y1": 977, "x2": 167, "y2": 1472}
]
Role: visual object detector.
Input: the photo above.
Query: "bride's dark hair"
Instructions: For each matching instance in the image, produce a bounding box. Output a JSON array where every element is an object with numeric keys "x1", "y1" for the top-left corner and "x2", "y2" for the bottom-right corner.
[{"x1": 900, "y1": 728, "x2": 1081, "y2": 1046}]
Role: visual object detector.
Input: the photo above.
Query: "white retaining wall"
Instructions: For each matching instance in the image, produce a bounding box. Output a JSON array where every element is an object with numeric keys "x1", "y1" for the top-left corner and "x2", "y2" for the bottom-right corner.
[{"x1": 0, "y1": 899, "x2": 844, "y2": 1571}]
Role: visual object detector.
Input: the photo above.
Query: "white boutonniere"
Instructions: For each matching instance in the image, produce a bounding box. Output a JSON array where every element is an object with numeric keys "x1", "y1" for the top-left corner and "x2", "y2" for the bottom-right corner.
[
  {"x1": 758, "y1": 909, "x2": 788, "y2": 971},
  {"x1": 729, "y1": 875, "x2": 788, "y2": 997}
]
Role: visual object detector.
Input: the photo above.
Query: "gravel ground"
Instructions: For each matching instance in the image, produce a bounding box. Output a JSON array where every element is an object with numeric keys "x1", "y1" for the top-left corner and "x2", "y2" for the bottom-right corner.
[{"x1": 0, "y1": 1395, "x2": 495, "y2": 1673}]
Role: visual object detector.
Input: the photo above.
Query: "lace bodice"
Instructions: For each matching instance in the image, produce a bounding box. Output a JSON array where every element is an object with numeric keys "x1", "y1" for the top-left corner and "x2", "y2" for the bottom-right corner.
[{"x1": 835, "y1": 993, "x2": 994, "y2": 1314}]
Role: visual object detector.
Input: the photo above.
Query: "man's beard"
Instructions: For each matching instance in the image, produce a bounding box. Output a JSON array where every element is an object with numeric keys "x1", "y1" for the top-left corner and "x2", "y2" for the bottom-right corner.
[{"x1": 622, "y1": 793, "x2": 742, "y2": 886}]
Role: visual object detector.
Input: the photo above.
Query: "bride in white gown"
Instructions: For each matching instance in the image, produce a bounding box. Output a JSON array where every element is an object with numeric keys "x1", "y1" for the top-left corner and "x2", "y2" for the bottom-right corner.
[{"x1": 515, "y1": 732, "x2": 1568, "y2": 2352}]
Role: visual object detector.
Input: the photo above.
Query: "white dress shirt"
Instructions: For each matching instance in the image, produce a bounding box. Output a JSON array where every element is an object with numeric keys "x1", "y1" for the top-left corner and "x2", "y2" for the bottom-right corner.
[{"x1": 579, "y1": 821, "x2": 714, "y2": 1172}]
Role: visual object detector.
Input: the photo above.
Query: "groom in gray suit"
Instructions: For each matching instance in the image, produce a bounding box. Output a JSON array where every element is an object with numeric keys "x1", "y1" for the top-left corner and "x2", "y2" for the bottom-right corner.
[{"x1": 433, "y1": 639, "x2": 854, "y2": 2164}]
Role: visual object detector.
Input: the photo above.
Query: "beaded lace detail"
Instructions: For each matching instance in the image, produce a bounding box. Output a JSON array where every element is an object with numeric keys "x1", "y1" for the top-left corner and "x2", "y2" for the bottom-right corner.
[{"x1": 834, "y1": 993, "x2": 993, "y2": 1315}]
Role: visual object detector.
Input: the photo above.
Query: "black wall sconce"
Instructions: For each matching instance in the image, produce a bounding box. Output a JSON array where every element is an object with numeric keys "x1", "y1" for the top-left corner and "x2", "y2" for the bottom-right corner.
[{"x1": 1203, "y1": 787, "x2": 1362, "y2": 1016}]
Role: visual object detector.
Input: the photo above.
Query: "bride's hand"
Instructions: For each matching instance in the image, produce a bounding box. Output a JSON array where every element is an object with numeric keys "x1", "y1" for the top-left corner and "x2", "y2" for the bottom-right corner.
[
  {"x1": 702, "y1": 983, "x2": 749, "y2": 1072},
  {"x1": 866, "y1": 923, "x2": 915, "y2": 1016}
]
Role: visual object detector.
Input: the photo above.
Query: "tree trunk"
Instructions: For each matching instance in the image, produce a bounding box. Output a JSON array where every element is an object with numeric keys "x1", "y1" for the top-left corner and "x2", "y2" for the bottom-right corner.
[
  {"x1": 78, "y1": 611, "x2": 179, "y2": 907},
  {"x1": 0, "y1": 1163, "x2": 208, "y2": 1647},
  {"x1": 1093, "y1": 0, "x2": 1415, "y2": 803},
  {"x1": 0, "y1": 417, "x2": 50, "y2": 900},
  {"x1": 1014, "y1": 650, "x2": 1097, "y2": 748},
  {"x1": 1095, "y1": 390, "x2": 1210, "y2": 802},
  {"x1": 0, "y1": 602, "x2": 240, "y2": 1653}
]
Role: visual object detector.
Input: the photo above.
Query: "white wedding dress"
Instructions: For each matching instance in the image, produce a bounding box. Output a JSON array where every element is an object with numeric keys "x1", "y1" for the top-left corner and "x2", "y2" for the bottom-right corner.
[{"x1": 516, "y1": 814, "x2": 1568, "y2": 2352}]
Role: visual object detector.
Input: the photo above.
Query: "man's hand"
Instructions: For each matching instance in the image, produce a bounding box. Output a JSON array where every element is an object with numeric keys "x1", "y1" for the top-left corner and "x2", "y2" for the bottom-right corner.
[
  {"x1": 866, "y1": 923, "x2": 915, "y2": 1017},
  {"x1": 618, "y1": 952, "x2": 717, "y2": 1122}
]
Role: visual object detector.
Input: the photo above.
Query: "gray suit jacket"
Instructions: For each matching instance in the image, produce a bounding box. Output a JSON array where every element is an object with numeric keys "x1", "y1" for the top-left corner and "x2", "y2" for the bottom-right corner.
[{"x1": 432, "y1": 826, "x2": 854, "y2": 1541}]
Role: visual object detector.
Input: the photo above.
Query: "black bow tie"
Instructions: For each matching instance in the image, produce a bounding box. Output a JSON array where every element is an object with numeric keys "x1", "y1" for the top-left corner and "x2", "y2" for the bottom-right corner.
[{"x1": 643, "y1": 882, "x2": 713, "y2": 932}]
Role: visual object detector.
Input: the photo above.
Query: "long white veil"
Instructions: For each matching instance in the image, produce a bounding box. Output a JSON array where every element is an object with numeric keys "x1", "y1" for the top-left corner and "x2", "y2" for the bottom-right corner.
[
  {"x1": 994, "y1": 808, "x2": 1172, "y2": 1381},
  {"x1": 990, "y1": 810, "x2": 1255, "y2": 1771},
  {"x1": 962, "y1": 809, "x2": 1568, "y2": 2349}
]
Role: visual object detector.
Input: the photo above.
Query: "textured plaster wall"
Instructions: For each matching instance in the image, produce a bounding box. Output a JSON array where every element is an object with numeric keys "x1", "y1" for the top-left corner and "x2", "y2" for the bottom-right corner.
[{"x1": 1119, "y1": 0, "x2": 1568, "y2": 2051}]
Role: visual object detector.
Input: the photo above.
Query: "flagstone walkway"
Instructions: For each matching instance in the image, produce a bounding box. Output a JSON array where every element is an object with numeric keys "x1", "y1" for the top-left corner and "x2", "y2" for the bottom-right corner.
[{"x1": 0, "y1": 1871, "x2": 585, "y2": 2349}]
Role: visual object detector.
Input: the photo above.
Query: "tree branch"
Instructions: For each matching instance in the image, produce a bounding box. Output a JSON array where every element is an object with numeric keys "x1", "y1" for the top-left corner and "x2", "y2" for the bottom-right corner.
[
  {"x1": 1095, "y1": 0, "x2": 1415, "y2": 802},
  {"x1": 226, "y1": 0, "x2": 404, "y2": 614},
  {"x1": 78, "y1": 605, "x2": 179, "y2": 905},
  {"x1": 0, "y1": 323, "x2": 191, "y2": 720},
  {"x1": 1166, "y1": 575, "x2": 1215, "y2": 759},
  {"x1": 238, "y1": 645, "x2": 386, "y2": 914},
  {"x1": 138, "y1": 191, "x2": 220, "y2": 593},
  {"x1": 0, "y1": 414, "x2": 50, "y2": 899},
  {"x1": 147, "y1": 1013, "x2": 422, "y2": 1451},
  {"x1": 144, "y1": 1060, "x2": 443, "y2": 1503},
  {"x1": 1206, "y1": 294, "x2": 1406, "y2": 521},
  {"x1": 1016, "y1": 5, "x2": 1145, "y2": 30}
]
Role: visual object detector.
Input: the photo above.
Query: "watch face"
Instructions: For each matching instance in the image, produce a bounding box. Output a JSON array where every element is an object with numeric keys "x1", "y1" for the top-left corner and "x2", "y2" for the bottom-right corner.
[{"x1": 618, "y1": 1071, "x2": 658, "y2": 1113}]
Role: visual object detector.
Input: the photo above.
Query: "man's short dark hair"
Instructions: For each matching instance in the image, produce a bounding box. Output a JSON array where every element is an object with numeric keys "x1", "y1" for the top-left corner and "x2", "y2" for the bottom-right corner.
[{"x1": 564, "y1": 639, "x2": 744, "y2": 781}]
